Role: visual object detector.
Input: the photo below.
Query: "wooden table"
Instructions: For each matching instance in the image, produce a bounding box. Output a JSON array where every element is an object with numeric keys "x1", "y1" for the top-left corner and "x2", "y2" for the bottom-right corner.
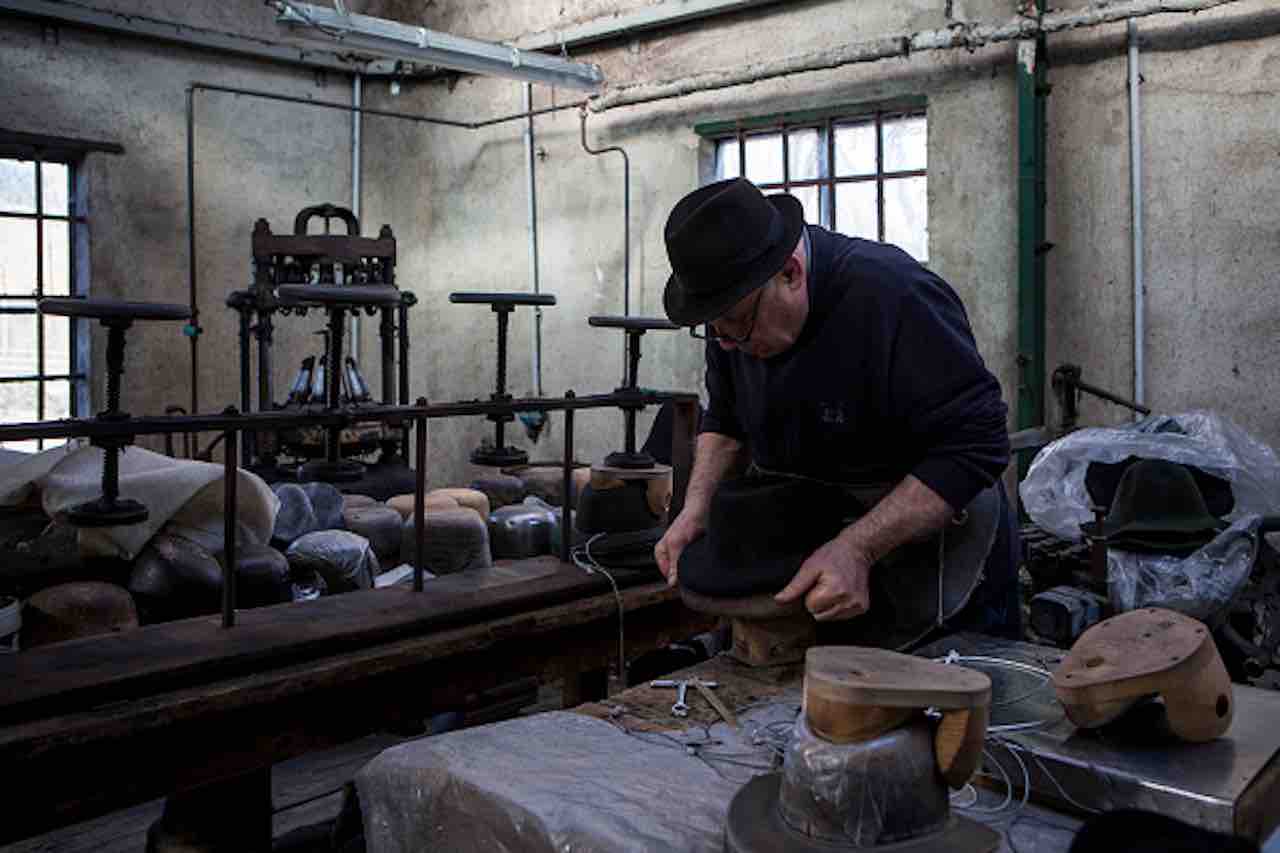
[{"x1": 0, "y1": 558, "x2": 713, "y2": 846}]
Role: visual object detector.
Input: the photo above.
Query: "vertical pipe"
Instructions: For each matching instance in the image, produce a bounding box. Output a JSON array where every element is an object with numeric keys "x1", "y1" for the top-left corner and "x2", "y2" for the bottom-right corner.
[
  {"x1": 34, "y1": 158, "x2": 44, "y2": 447},
  {"x1": 1015, "y1": 1, "x2": 1048, "y2": 477},
  {"x1": 222, "y1": 429, "x2": 239, "y2": 628},
  {"x1": 524, "y1": 83, "x2": 544, "y2": 397},
  {"x1": 379, "y1": 307, "x2": 396, "y2": 404},
  {"x1": 238, "y1": 307, "x2": 251, "y2": 461},
  {"x1": 561, "y1": 393, "x2": 575, "y2": 564},
  {"x1": 326, "y1": 309, "x2": 344, "y2": 466},
  {"x1": 398, "y1": 298, "x2": 411, "y2": 459},
  {"x1": 413, "y1": 415, "x2": 427, "y2": 592},
  {"x1": 579, "y1": 109, "x2": 631, "y2": 381},
  {"x1": 1128, "y1": 19, "x2": 1145, "y2": 411},
  {"x1": 187, "y1": 87, "x2": 199, "y2": 415},
  {"x1": 350, "y1": 73, "x2": 363, "y2": 362}
]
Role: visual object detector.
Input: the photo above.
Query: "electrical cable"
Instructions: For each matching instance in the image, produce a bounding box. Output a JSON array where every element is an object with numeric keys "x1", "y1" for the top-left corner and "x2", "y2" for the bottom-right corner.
[{"x1": 571, "y1": 533, "x2": 626, "y2": 683}]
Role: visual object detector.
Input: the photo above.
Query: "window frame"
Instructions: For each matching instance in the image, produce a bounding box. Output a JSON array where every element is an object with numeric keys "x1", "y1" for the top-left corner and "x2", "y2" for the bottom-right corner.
[
  {"x1": 696, "y1": 98, "x2": 927, "y2": 246},
  {"x1": 0, "y1": 146, "x2": 91, "y2": 444}
]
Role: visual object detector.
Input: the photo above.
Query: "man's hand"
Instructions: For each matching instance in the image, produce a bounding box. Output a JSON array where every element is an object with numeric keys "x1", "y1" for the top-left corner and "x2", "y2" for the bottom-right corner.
[
  {"x1": 654, "y1": 510, "x2": 706, "y2": 588},
  {"x1": 774, "y1": 536, "x2": 873, "y2": 621}
]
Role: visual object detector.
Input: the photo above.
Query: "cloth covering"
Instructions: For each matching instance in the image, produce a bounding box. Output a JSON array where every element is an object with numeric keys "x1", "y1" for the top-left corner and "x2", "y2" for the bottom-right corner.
[
  {"x1": 357, "y1": 711, "x2": 756, "y2": 853},
  {"x1": 0, "y1": 445, "x2": 277, "y2": 560}
]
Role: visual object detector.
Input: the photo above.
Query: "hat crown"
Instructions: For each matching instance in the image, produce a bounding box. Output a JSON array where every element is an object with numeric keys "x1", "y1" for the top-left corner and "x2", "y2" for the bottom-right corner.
[
  {"x1": 1103, "y1": 459, "x2": 1221, "y2": 535},
  {"x1": 662, "y1": 177, "x2": 808, "y2": 327},
  {"x1": 703, "y1": 476, "x2": 851, "y2": 565}
]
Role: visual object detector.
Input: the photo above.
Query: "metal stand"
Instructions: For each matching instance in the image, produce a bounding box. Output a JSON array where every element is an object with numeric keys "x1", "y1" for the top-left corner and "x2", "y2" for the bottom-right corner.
[
  {"x1": 38, "y1": 298, "x2": 190, "y2": 527},
  {"x1": 588, "y1": 316, "x2": 679, "y2": 470},
  {"x1": 450, "y1": 292, "x2": 557, "y2": 467}
]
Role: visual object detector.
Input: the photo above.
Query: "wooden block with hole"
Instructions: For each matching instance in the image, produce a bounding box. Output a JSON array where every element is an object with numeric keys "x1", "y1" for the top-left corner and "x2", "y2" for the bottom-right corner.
[
  {"x1": 1052, "y1": 607, "x2": 1233, "y2": 742},
  {"x1": 803, "y1": 646, "x2": 992, "y2": 788}
]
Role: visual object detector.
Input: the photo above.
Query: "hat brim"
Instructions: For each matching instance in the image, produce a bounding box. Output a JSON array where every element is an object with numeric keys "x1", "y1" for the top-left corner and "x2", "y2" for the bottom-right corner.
[
  {"x1": 725, "y1": 773, "x2": 1001, "y2": 853},
  {"x1": 663, "y1": 194, "x2": 805, "y2": 327}
]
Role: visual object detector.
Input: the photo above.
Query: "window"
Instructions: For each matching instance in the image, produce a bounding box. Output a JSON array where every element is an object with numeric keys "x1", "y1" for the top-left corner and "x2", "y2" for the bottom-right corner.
[
  {"x1": 0, "y1": 154, "x2": 87, "y2": 450},
  {"x1": 705, "y1": 107, "x2": 928, "y2": 262}
]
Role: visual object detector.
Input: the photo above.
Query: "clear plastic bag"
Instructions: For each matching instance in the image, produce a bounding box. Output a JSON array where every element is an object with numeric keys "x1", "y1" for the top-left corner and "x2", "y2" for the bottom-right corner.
[
  {"x1": 1107, "y1": 515, "x2": 1261, "y2": 622},
  {"x1": 286, "y1": 530, "x2": 378, "y2": 593},
  {"x1": 1020, "y1": 411, "x2": 1280, "y2": 541}
]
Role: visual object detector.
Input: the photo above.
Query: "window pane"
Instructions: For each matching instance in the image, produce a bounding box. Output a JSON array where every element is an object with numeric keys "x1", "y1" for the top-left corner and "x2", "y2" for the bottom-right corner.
[
  {"x1": 41, "y1": 162, "x2": 69, "y2": 216},
  {"x1": 834, "y1": 121, "x2": 876, "y2": 177},
  {"x1": 0, "y1": 381, "x2": 38, "y2": 427},
  {"x1": 43, "y1": 315, "x2": 71, "y2": 375},
  {"x1": 788, "y1": 186, "x2": 821, "y2": 228},
  {"x1": 744, "y1": 132, "x2": 783, "y2": 185},
  {"x1": 834, "y1": 182, "x2": 878, "y2": 240},
  {"x1": 44, "y1": 378, "x2": 71, "y2": 421},
  {"x1": 787, "y1": 128, "x2": 821, "y2": 181},
  {"x1": 43, "y1": 220, "x2": 70, "y2": 295},
  {"x1": 0, "y1": 160, "x2": 36, "y2": 214},
  {"x1": 0, "y1": 219, "x2": 36, "y2": 295},
  {"x1": 884, "y1": 176, "x2": 929, "y2": 262},
  {"x1": 0, "y1": 314, "x2": 38, "y2": 376},
  {"x1": 883, "y1": 116, "x2": 927, "y2": 172},
  {"x1": 715, "y1": 139, "x2": 740, "y2": 181}
]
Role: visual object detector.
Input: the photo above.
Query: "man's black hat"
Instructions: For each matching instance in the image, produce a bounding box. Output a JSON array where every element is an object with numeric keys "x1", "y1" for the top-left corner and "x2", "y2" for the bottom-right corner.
[{"x1": 663, "y1": 178, "x2": 805, "y2": 327}]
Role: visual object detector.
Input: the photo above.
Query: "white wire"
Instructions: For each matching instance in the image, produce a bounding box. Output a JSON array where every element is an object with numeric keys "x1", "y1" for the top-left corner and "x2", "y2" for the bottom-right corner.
[{"x1": 572, "y1": 533, "x2": 626, "y2": 683}]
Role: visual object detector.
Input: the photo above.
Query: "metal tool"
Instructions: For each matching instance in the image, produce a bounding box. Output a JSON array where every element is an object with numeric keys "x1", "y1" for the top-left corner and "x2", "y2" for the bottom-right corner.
[{"x1": 650, "y1": 678, "x2": 720, "y2": 719}]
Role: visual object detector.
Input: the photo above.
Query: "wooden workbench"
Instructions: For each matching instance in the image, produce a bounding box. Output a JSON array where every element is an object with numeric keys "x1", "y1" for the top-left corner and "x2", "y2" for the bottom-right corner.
[{"x1": 0, "y1": 558, "x2": 713, "y2": 846}]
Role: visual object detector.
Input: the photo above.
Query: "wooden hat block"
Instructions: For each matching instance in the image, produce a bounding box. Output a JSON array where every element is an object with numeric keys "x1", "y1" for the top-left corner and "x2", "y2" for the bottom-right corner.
[
  {"x1": 680, "y1": 587, "x2": 816, "y2": 667},
  {"x1": 1052, "y1": 607, "x2": 1233, "y2": 742},
  {"x1": 804, "y1": 646, "x2": 992, "y2": 789}
]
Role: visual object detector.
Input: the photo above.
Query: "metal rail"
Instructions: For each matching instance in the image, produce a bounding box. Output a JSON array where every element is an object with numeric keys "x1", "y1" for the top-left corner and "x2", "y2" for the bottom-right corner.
[{"x1": 3, "y1": 389, "x2": 697, "y2": 627}]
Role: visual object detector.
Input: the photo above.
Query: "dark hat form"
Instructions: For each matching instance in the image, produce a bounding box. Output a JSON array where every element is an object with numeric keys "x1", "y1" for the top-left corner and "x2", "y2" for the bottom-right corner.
[
  {"x1": 678, "y1": 475, "x2": 855, "y2": 598},
  {"x1": 663, "y1": 178, "x2": 805, "y2": 327},
  {"x1": 1081, "y1": 459, "x2": 1225, "y2": 554}
]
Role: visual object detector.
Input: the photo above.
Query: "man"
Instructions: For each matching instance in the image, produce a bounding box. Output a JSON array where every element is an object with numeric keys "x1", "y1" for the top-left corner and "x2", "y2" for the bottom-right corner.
[{"x1": 655, "y1": 177, "x2": 1018, "y2": 636}]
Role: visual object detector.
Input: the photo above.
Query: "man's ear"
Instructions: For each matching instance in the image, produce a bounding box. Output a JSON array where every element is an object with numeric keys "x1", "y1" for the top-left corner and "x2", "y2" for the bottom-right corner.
[{"x1": 782, "y1": 256, "x2": 803, "y2": 289}]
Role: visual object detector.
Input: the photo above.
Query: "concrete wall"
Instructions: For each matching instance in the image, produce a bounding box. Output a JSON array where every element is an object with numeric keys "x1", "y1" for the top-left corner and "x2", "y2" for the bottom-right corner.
[
  {"x1": 361, "y1": 0, "x2": 1021, "y2": 487},
  {"x1": 0, "y1": 3, "x2": 355, "y2": 455},
  {"x1": 1045, "y1": 1, "x2": 1280, "y2": 446},
  {"x1": 3, "y1": 0, "x2": 1279, "y2": 488}
]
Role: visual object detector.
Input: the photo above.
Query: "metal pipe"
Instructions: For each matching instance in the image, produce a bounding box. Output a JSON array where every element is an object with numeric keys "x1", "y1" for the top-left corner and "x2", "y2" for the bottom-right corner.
[
  {"x1": 561, "y1": 394, "x2": 575, "y2": 564},
  {"x1": 350, "y1": 73, "x2": 362, "y2": 365},
  {"x1": 588, "y1": 0, "x2": 1249, "y2": 113},
  {"x1": 413, "y1": 413, "x2": 427, "y2": 592},
  {"x1": 579, "y1": 108, "x2": 631, "y2": 383},
  {"x1": 222, "y1": 429, "x2": 238, "y2": 628},
  {"x1": 186, "y1": 87, "x2": 198, "y2": 415},
  {"x1": 524, "y1": 83, "x2": 544, "y2": 398},
  {"x1": 1128, "y1": 18, "x2": 1145, "y2": 412}
]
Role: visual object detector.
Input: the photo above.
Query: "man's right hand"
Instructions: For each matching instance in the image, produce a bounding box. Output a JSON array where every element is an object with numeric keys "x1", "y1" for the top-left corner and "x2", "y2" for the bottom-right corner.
[{"x1": 654, "y1": 510, "x2": 706, "y2": 587}]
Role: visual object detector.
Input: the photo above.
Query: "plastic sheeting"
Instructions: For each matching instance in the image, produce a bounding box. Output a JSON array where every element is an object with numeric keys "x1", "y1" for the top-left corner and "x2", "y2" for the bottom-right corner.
[
  {"x1": 1021, "y1": 411, "x2": 1280, "y2": 542},
  {"x1": 272, "y1": 482, "x2": 344, "y2": 547},
  {"x1": 357, "y1": 708, "x2": 797, "y2": 853},
  {"x1": 286, "y1": 530, "x2": 378, "y2": 593},
  {"x1": 1108, "y1": 515, "x2": 1262, "y2": 622}
]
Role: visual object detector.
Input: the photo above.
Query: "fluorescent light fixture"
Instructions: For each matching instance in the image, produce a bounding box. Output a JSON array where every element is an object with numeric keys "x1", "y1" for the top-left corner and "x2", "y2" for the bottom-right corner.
[{"x1": 275, "y1": 2, "x2": 605, "y2": 92}]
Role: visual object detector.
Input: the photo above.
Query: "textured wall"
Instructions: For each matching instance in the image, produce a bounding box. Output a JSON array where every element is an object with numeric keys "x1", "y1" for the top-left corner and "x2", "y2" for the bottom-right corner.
[
  {"x1": 4, "y1": 0, "x2": 1278, "y2": 485},
  {"x1": 361, "y1": 0, "x2": 1021, "y2": 487}
]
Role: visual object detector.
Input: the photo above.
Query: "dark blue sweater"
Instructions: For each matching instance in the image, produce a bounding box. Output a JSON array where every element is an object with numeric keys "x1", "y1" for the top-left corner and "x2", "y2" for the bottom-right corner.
[{"x1": 702, "y1": 225, "x2": 1010, "y2": 511}]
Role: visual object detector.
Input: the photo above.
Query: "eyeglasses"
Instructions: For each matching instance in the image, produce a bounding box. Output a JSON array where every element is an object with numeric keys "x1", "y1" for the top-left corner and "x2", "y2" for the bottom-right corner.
[{"x1": 689, "y1": 286, "x2": 765, "y2": 344}]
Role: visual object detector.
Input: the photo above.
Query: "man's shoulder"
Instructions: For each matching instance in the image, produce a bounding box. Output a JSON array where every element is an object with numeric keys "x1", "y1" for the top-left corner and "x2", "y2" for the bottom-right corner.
[{"x1": 812, "y1": 227, "x2": 933, "y2": 314}]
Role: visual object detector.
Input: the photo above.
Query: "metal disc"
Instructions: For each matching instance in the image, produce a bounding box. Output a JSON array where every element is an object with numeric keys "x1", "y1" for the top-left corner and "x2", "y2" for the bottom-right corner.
[
  {"x1": 471, "y1": 445, "x2": 529, "y2": 468},
  {"x1": 299, "y1": 459, "x2": 366, "y2": 484},
  {"x1": 63, "y1": 497, "x2": 149, "y2": 528}
]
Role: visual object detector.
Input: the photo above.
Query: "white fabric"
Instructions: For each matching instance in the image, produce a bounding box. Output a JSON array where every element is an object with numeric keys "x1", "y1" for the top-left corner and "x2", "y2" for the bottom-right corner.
[{"x1": 0, "y1": 445, "x2": 278, "y2": 560}]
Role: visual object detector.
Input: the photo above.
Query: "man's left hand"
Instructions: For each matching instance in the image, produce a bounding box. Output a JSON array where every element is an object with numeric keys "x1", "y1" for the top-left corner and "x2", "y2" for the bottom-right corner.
[{"x1": 774, "y1": 536, "x2": 872, "y2": 621}]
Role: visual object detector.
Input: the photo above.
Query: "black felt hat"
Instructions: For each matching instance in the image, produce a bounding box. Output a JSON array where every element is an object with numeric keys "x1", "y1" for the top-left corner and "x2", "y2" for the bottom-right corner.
[
  {"x1": 678, "y1": 475, "x2": 856, "y2": 598},
  {"x1": 663, "y1": 178, "x2": 805, "y2": 327},
  {"x1": 1081, "y1": 458, "x2": 1225, "y2": 544}
]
